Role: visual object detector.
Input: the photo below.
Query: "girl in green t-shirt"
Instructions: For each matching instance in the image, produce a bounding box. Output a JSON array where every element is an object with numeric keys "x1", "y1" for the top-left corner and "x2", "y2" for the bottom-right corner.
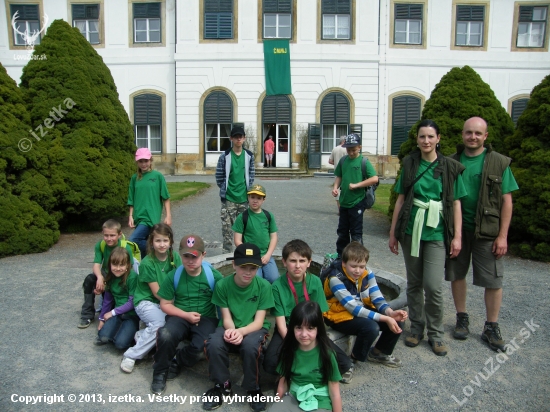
[
  {"x1": 273, "y1": 301, "x2": 342, "y2": 412},
  {"x1": 96, "y1": 247, "x2": 139, "y2": 350}
]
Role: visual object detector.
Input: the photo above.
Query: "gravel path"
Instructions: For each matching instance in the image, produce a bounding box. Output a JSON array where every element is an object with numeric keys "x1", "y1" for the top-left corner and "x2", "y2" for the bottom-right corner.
[{"x1": 0, "y1": 175, "x2": 548, "y2": 411}]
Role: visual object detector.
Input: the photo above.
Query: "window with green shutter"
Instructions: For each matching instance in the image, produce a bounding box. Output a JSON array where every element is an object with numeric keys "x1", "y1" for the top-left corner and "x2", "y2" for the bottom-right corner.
[
  {"x1": 391, "y1": 95, "x2": 421, "y2": 155},
  {"x1": 455, "y1": 5, "x2": 485, "y2": 47},
  {"x1": 205, "y1": 92, "x2": 234, "y2": 152},
  {"x1": 321, "y1": 93, "x2": 350, "y2": 153},
  {"x1": 133, "y1": 2, "x2": 161, "y2": 43},
  {"x1": 72, "y1": 4, "x2": 100, "y2": 44},
  {"x1": 205, "y1": 0, "x2": 233, "y2": 39},
  {"x1": 394, "y1": 3, "x2": 423, "y2": 45},
  {"x1": 134, "y1": 94, "x2": 162, "y2": 153},
  {"x1": 517, "y1": 5, "x2": 548, "y2": 48},
  {"x1": 263, "y1": 0, "x2": 292, "y2": 39},
  {"x1": 10, "y1": 4, "x2": 41, "y2": 46},
  {"x1": 511, "y1": 98, "x2": 529, "y2": 125},
  {"x1": 322, "y1": 0, "x2": 351, "y2": 39}
]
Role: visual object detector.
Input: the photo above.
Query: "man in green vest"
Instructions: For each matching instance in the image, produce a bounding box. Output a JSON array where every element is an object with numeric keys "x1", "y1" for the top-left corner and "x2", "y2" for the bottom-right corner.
[{"x1": 446, "y1": 117, "x2": 518, "y2": 352}]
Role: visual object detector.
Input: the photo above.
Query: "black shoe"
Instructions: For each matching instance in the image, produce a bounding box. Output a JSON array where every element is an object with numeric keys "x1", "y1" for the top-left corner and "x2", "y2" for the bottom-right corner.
[
  {"x1": 78, "y1": 318, "x2": 92, "y2": 329},
  {"x1": 151, "y1": 372, "x2": 167, "y2": 395},
  {"x1": 453, "y1": 312, "x2": 470, "y2": 340},
  {"x1": 202, "y1": 382, "x2": 232, "y2": 411},
  {"x1": 481, "y1": 322, "x2": 506, "y2": 352},
  {"x1": 247, "y1": 389, "x2": 267, "y2": 412},
  {"x1": 94, "y1": 336, "x2": 107, "y2": 346},
  {"x1": 167, "y1": 359, "x2": 181, "y2": 381}
]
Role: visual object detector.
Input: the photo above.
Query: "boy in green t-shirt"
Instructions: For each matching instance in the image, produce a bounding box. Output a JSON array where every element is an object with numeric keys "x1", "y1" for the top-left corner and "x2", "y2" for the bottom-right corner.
[
  {"x1": 78, "y1": 219, "x2": 135, "y2": 329},
  {"x1": 150, "y1": 234, "x2": 222, "y2": 395},
  {"x1": 263, "y1": 239, "x2": 354, "y2": 383},
  {"x1": 332, "y1": 134, "x2": 379, "y2": 257},
  {"x1": 203, "y1": 243, "x2": 274, "y2": 412},
  {"x1": 232, "y1": 184, "x2": 279, "y2": 283}
]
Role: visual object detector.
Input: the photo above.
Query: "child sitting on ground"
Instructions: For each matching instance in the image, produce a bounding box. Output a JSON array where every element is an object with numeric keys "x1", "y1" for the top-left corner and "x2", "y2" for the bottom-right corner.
[
  {"x1": 150, "y1": 234, "x2": 223, "y2": 395},
  {"x1": 78, "y1": 219, "x2": 136, "y2": 329},
  {"x1": 232, "y1": 185, "x2": 279, "y2": 283},
  {"x1": 270, "y1": 301, "x2": 342, "y2": 412},
  {"x1": 264, "y1": 239, "x2": 354, "y2": 383},
  {"x1": 96, "y1": 247, "x2": 139, "y2": 350},
  {"x1": 203, "y1": 243, "x2": 274, "y2": 412},
  {"x1": 322, "y1": 241, "x2": 408, "y2": 367}
]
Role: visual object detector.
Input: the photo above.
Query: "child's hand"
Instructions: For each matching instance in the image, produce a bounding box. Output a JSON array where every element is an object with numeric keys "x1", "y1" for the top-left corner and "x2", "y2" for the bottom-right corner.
[
  {"x1": 224, "y1": 329, "x2": 243, "y2": 345},
  {"x1": 332, "y1": 188, "x2": 339, "y2": 197},
  {"x1": 128, "y1": 215, "x2": 135, "y2": 228},
  {"x1": 390, "y1": 310, "x2": 408, "y2": 322},
  {"x1": 384, "y1": 316, "x2": 402, "y2": 334},
  {"x1": 261, "y1": 254, "x2": 271, "y2": 265},
  {"x1": 95, "y1": 275, "x2": 105, "y2": 293},
  {"x1": 185, "y1": 312, "x2": 201, "y2": 325},
  {"x1": 98, "y1": 320, "x2": 104, "y2": 331},
  {"x1": 104, "y1": 312, "x2": 113, "y2": 321},
  {"x1": 349, "y1": 183, "x2": 357, "y2": 190}
]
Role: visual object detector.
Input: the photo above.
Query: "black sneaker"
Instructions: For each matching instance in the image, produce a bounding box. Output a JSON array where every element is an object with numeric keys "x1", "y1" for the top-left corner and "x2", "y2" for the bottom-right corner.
[
  {"x1": 94, "y1": 336, "x2": 107, "y2": 346},
  {"x1": 166, "y1": 359, "x2": 181, "y2": 381},
  {"x1": 78, "y1": 318, "x2": 92, "y2": 329},
  {"x1": 151, "y1": 372, "x2": 167, "y2": 395},
  {"x1": 247, "y1": 389, "x2": 267, "y2": 412},
  {"x1": 202, "y1": 382, "x2": 232, "y2": 411},
  {"x1": 453, "y1": 312, "x2": 470, "y2": 340},
  {"x1": 481, "y1": 322, "x2": 506, "y2": 352}
]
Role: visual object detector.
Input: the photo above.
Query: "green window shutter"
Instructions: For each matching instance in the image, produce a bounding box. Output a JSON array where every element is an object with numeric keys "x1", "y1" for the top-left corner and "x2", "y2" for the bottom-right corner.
[
  {"x1": 263, "y1": 95, "x2": 291, "y2": 123},
  {"x1": 321, "y1": 93, "x2": 350, "y2": 124},
  {"x1": 133, "y1": 3, "x2": 161, "y2": 18},
  {"x1": 134, "y1": 94, "x2": 162, "y2": 125},
  {"x1": 395, "y1": 4, "x2": 422, "y2": 19},
  {"x1": 511, "y1": 98, "x2": 529, "y2": 125},
  {"x1": 308, "y1": 123, "x2": 321, "y2": 168},
  {"x1": 11, "y1": 5, "x2": 39, "y2": 20},
  {"x1": 322, "y1": 0, "x2": 351, "y2": 14},
  {"x1": 391, "y1": 95, "x2": 421, "y2": 155},
  {"x1": 519, "y1": 6, "x2": 534, "y2": 22},
  {"x1": 205, "y1": 13, "x2": 233, "y2": 38},
  {"x1": 264, "y1": 0, "x2": 292, "y2": 13},
  {"x1": 73, "y1": 4, "x2": 99, "y2": 19},
  {"x1": 205, "y1": 0, "x2": 233, "y2": 12},
  {"x1": 457, "y1": 5, "x2": 484, "y2": 21},
  {"x1": 204, "y1": 92, "x2": 233, "y2": 123}
]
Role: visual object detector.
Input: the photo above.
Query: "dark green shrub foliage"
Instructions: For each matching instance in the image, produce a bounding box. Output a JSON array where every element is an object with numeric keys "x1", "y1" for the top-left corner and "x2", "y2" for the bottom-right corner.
[
  {"x1": 505, "y1": 74, "x2": 550, "y2": 261},
  {"x1": 0, "y1": 63, "x2": 59, "y2": 257},
  {"x1": 19, "y1": 20, "x2": 136, "y2": 229},
  {"x1": 388, "y1": 66, "x2": 515, "y2": 218}
]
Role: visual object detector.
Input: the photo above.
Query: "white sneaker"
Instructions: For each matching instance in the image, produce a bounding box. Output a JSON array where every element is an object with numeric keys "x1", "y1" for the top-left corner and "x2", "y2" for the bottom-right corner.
[{"x1": 120, "y1": 357, "x2": 135, "y2": 373}]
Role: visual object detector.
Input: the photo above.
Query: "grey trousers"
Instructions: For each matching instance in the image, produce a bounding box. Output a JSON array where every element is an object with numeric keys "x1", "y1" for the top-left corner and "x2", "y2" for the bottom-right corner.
[{"x1": 400, "y1": 235, "x2": 446, "y2": 341}]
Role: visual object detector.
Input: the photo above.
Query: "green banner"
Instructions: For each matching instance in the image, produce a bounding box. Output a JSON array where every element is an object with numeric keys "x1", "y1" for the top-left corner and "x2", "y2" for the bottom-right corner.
[{"x1": 263, "y1": 39, "x2": 291, "y2": 96}]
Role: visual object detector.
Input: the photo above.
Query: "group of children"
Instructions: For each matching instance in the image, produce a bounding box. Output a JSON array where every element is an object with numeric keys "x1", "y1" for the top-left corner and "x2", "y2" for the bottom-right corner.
[{"x1": 76, "y1": 146, "x2": 406, "y2": 411}]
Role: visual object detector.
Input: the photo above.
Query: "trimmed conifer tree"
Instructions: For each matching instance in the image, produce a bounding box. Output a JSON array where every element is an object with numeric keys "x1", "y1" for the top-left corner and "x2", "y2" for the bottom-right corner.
[
  {"x1": 505, "y1": 74, "x2": 550, "y2": 261},
  {"x1": 0, "y1": 63, "x2": 59, "y2": 257},
  {"x1": 388, "y1": 66, "x2": 515, "y2": 217},
  {"x1": 19, "y1": 20, "x2": 136, "y2": 229}
]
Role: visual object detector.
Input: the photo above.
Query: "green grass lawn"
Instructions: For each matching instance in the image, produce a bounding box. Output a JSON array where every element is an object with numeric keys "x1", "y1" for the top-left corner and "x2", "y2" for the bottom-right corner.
[
  {"x1": 371, "y1": 183, "x2": 392, "y2": 216},
  {"x1": 167, "y1": 182, "x2": 210, "y2": 202}
]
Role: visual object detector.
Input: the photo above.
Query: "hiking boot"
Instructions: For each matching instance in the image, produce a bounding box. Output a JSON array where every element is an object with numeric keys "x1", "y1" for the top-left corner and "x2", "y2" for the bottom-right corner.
[
  {"x1": 405, "y1": 333, "x2": 424, "y2": 347},
  {"x1": 202, "y1": 382, "x2": 232, "y2": 411},
  {"x1": 151, "y1": 372, "x2": 167, "y2": 395},
  {"x1": 453, "y1": 312, "x2": 470, "y2": 340},
  {"x1": 340, "y1": 365, "x2": 354, "y2": 384},
  {"x1": 120, "y1": 357, "x2": 135, "y2": 373},
  {"x1": 247, "y1": 389, "x2": 267, "y2": 412},
  {"x1": 367, "y1": 348, "x2": 402, "y2": 368},
  {"x1": 78, "y1": 318, "x2": 92, "y2": 329},
  {"x1": 167, "y1": 359, "x2": 181, "y2": 381},
  {"x1": 481, "y1": 322, "x2": 506, "y2": 352},
  {"x1": 428, "y1": 340, "x2": 448, "y2": 356}
]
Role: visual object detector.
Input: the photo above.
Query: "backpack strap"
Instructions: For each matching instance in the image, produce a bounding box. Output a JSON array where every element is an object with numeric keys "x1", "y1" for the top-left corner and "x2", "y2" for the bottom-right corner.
[
  {"x1": 173, "y1": 265, "x2": 184, "y2": 289},
  {"x1": 242, "y1": 209, "x2": 271, "y2": 236},
  {"x1": 174, "y1": 262, "x2": 215, "y2": 291}
]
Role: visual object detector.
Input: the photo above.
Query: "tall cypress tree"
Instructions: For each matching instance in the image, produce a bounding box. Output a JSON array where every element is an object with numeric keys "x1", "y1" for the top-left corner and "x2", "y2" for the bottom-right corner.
[
  {"x1": 388, "y1": 66, "x2": 515, "y2": 217},
  {"x1": 0, "y1": 63, "x2": 59, "y2": 256},
  {"x1": 19, "y1": 20, "x2": 136, "y2": 229},
  {"x1": 505, "y1": 74, "x2": 550, "y2": 261}
]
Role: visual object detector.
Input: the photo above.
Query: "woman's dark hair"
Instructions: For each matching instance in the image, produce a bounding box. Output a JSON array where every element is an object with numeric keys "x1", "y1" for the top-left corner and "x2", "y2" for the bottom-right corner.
[
  {"x1": 147, "y1": 223, "x2": 176, "y2": 267},
  {"x1": 277, "y1": 301, "x2": 335, "y2": 386},
  {"x1": 416, "y1": 119, "x2": 440, "y2": 136}
]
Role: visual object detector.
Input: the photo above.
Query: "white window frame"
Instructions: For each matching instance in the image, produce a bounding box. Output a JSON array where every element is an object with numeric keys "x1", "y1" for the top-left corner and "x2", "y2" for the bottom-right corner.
[
  {"x1": 135, "y1": 124, "x2": 162, "y2": 153},
  {"x1": 13, "y1": 20, "x2": 41, "y2": 46},
  {"x1": 134, "y1": 17, "x2": 161, "y2": 43},
  {"x1": 322, "y1": 124, "x2": 348, "y2": 153},
  {"x1": 394, "y1": 19, "x2": 421, "y2": 44},
  {"x1": 518, "y1": 7, "x2": 547, "y2": 47},
  {"x1": 205, "y1": 123, "x2": 232, "y2": 152},
  {"x1": 74, "y1": 19, "x2": 100, "y2": 44},
  {"x1": 263, "y1": 13, "x2": 291, "y2": 38},
  {"x1": 322, "y1": 14, "x2": 350, "y2": 39},
  {"x1": 456, "y1": 21, "x2": 483, "y2": 46}
]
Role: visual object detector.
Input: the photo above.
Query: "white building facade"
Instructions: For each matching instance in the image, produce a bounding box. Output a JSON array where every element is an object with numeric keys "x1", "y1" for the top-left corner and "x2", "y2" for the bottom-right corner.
[{"x1": 1, "y1": 0, "x2": 548, "y2": 175}]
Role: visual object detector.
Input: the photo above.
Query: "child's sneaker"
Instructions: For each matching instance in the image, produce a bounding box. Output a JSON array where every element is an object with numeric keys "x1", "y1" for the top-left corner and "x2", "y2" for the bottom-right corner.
[
  {"x1": 247, "y1": 388, "x2": 267, "y2": 412},
  {"x1": 94, "y1": 336, "x2": 107, "y2": 346},
  {"x1": 481, "y1": 322, "x2": 505, "y2": 352},
  {"x1": 340, "y1": 365, "x2": 354, "y2": 384},
  {"x1": 367, "y1": 348, "x2": 402, "y2": 368},
  {"x1": 151, "y1": 372, "x2": 167, "y2": 395},
  {"x1": 120, "y1": 357, "x2": 135, "y2": 373},
  {"x1": 203, "y1": 382, "x2": 232, "y2": 411},
  {"x1": 166, "y1": 359, "x2": 181, "y2": 381},
  {"x1": 78, "y1": 318, "x2": 92, "y2": 329}
]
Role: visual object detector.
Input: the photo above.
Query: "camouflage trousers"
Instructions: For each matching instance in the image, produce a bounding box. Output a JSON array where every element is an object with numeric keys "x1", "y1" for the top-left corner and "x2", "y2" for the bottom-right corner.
[{"x1": 221, "y1": 200, "x2": 248, "y2": 252}]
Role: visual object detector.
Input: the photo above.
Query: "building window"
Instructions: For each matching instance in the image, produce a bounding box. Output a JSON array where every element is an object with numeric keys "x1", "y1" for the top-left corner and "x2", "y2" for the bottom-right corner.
[
  {"x1": 517, "y1": 5, "x2": 547, "y2": 48},
  {"x1": 394, "y1": 3, "x2": 423, "y2": 45},
  {"x1": 133, "y1": 3, "x2": 161, "y2": 43},
  {"x1": 321, "y1": 93, "x2": 350, "y2": 153},
  {"x1": 511, "y1": 98, "x2": 529, "y2": 125},
  {"x1": 204, "y1": 0, "x2": 233, "y2": 39},
  {"x1": 263, "y1": 0, "x2": 292, "y2": 39},
  {"x1": 134, "y1": 94, "x2": 162, "y2": 153},
  {"x1": 322, "y1": 0, "x2": 351, "y2": 39},
  {"x1": 391, "y1": 95, "x2": 421, "y2": 156},
  {"x1": 204, "y1": 92, "x2": 233, "y2": 152},
  {"x1": 456, "y1": 5, "x2": 484, "y2": 46},
  {"x1": 72, "y1": 4, "x2": 100, "y2": 44},
  {"x1": 10, "y1": 4, "x2": 41, "y2": 46}
]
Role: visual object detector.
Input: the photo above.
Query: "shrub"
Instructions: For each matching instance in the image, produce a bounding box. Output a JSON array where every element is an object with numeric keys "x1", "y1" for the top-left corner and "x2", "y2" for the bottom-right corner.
[
  {"x1": 19, "y1": 20, "x2": 136, "y2": 229},
  {"x1": 505, "y1": 74, "x2": 550, "y2": 261}
]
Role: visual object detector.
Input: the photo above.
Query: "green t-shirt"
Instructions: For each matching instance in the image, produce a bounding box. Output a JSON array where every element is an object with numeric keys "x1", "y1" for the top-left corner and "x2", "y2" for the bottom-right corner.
[
  {"x1": 335, "y1": 156, "x2": 377, "y2": 208},
  {"x1": 93, "y1": 239, "x2": 135, "y2": 273},
  {"x1": 107, "y1": 270, "x2": 138, "y2": 316},
  {"x1": 276, "y1": 346, "x2": 341, "y2": 411},
  {"x1": 232, "y1": 210, "x2": 278, "y2": 255},
  {"x1": 395, "y1": 159, "x2": 468, "y2": 241},
  {"x1": 212, "y1": 274, "x2": 274, "y2": 330},
  {"x1": 133, "y1": 252, "x2": 182, "y2": 307},
  {"x1": 271, "y1": 273, "x2": 328, "y2": 324},
  {"x1": 226, "y1": 150, "x2": 247, "y2": 203},
  {"x1": 459, "y1": 150, "x2": 519, "y2": 232},
  {"x1": 157, "y1": 266, "x2": 223, "y2": 319},
  {"x1": 127, "y1": 170, "x2": 170, "y2": 227}
]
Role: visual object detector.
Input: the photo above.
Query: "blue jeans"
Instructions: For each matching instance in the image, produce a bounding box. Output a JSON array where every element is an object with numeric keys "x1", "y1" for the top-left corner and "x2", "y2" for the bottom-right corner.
[
  {"x1": 98, "y1": 314, "x2": 139, "y2": 350},
  {"x1": 336, "y1": 197, "x2": 367, "y2": 256},
  {"x1": 256, "y1": 257, "x2": 279, "y2": 284},
  {"x1": 129, "y1": 224, "x2": 151, "y2": 258}
]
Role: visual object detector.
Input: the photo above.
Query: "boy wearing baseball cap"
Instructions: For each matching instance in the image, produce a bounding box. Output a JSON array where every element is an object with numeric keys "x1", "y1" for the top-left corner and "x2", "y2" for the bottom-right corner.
[
  {"x1": 203, "y1": 243, "x2": 274, "y2": 412},
  {"x1": 151, "y1": 235, "x2": 223, "y2": 395},
  {"x1": 232, "y1": 184, "x2": 279, "y2": 283},
  {"x1": 331, "y1": 133, "x2": 379, "y2": 256}
]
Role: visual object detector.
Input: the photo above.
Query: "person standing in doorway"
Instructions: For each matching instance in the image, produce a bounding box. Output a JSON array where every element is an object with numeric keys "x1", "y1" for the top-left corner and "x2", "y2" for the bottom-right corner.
[{"x1": 264, "y1": 135, "x2": 275, "y2": 168}]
